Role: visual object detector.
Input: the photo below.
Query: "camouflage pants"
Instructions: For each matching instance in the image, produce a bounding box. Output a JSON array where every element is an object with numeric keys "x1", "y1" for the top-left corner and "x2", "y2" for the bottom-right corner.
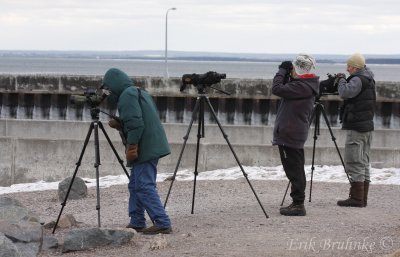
[{"x1": 344, "y1": 130, "x2": 373, "y2": 182}]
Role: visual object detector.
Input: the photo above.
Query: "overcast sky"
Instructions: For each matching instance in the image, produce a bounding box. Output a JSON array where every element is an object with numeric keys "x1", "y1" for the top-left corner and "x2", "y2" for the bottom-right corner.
[{"x1": 0, "y1": 0, "x2": 399, "y2": 54}]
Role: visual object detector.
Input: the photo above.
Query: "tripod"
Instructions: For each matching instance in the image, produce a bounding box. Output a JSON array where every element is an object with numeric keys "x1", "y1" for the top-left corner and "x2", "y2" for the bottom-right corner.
[
  {"x1": 52, "y1": 107, "x2": 130, "y2": 233},
  {"x1": 280, "y1": 99, "x2": 350, "y2": 206},
  {"x1": 163, "y1": 85, "x2": 269, "y2": 219}
]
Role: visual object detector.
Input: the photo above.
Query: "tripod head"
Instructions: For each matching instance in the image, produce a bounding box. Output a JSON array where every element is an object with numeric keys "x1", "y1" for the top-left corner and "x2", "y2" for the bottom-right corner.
[
  {"x1": 90, "y1": 107, "x2": 101, "y2": 120},
  {"x1": 314, "y1": 97, "x2": 323, "y2": 105},
  {"x1": 70, "y1": 87, "x2": 110, "y2": 121}
]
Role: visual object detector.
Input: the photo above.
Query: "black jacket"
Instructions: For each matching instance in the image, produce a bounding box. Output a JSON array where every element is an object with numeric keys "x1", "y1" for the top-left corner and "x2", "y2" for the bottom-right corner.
[{"x1": 340, "y1": 68, "x2": 376, "y2": 132}]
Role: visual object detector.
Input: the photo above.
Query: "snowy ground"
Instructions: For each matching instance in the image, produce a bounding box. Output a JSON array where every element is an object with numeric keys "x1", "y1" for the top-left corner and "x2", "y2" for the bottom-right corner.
[{"x1": 1, "y1": 165, "x2": 399, "y2": 195}]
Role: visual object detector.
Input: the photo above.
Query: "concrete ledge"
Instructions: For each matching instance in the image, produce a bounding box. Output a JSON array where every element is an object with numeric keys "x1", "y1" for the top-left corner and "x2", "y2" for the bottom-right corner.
[{"x1": 1, "y1": 75, "x2": 400, "y2": 101}]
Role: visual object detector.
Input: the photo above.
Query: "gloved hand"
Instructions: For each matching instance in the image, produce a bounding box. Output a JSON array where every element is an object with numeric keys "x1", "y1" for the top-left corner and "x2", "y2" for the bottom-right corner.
[
  {"x1": 126, "y1": 144, "x2": 138, "y2": 161},
  {"x1": 335, "y1": 73, "x2": 346, "y2": 86},
  {"x1": 279, "y1": 61, "x2": 293, "y2": 73},
  {"x1": 336, "y1": 73, "x2": 346, "y2": 79},
  {"x1": 108, "y1": 119, "x2": 121, "y2": 130}
]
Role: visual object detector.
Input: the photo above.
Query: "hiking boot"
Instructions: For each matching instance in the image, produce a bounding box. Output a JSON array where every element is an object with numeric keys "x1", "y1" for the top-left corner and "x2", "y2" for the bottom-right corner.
[
  {"x1": 337, "y1": 182, "x2": 364, "y2": 207},
  {"x1": 126, "y1": 223, "x2": 145, "y2": 232},
  {"x1": 280, "y1": 203, "x2": 306, "y2": 216},
  {"x1": 142, "y1": 225, "x2": 172, "y2": 235}
]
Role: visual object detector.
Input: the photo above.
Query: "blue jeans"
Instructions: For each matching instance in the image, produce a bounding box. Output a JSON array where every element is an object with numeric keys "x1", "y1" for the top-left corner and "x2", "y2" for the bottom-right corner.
[{"x1": 128, "y1": 159, "x2": 171, "y2": 228}]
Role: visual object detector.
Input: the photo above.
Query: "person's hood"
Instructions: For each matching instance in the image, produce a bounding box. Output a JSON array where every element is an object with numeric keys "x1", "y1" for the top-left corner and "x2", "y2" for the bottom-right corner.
[
  {"x1": 102, "y1": 68, "x2": 135, "y2": 105},
  {"x1": 354, "y1": 66, "x2": 375, "y2": 80}
]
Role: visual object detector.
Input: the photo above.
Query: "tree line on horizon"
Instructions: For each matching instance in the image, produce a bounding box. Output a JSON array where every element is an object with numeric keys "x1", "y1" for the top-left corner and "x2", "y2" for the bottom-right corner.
[{"x1": 0, "y1": 50, "x2": 399, "y2": 64}]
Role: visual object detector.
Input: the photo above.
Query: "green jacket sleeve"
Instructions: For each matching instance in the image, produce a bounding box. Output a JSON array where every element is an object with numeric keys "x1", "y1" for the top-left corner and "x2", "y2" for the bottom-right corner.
[{"x1": 118, "y1": 88, "x2": 144, "y2": 144}]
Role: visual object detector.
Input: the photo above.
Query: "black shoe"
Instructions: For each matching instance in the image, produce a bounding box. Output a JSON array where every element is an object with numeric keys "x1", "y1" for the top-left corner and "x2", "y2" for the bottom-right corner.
[
  {"x1": 142, "y1": 225, "x2": 172, "y2": 235},
  {"x1": 280, "y1": 203, "x2": 306, "y2": 216},
  {"x1": 126, "y1": 223, "x2": 145, "y2": 232}
]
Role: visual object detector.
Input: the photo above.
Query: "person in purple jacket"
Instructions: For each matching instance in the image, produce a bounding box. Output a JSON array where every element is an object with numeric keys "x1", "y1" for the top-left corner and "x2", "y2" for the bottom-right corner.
[{"x1": 272, "y1": 54, "x2": 319, "y2": 216}]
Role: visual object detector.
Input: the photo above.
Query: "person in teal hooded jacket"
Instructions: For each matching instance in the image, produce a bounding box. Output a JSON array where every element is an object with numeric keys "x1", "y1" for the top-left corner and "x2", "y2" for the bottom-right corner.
[{"x1": 102, "y1": 68, "x2": 172, "y2": 234}]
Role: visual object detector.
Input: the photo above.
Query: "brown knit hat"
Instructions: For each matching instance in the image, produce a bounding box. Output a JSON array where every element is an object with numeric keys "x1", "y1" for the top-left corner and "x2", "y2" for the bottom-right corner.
[{"x1": 347, "y1": 53, "x2": 365, "y2": 69}]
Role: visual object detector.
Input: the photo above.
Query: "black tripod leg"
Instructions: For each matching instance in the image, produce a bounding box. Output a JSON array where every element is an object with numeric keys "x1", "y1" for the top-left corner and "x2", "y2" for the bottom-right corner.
[
  {"x1": 98, "y1": 122, "x2": 130, "y2": 179},
  {"x1": 204, "y1": 97, "x2": 269, "y2": 218},
  {"x1": 164, "y1": 97, "x2": 201, "y2": 208},
  {"x1": 320, "y1": 106, "x2": 351, "y2": 183},
  {"x1": 309, "y1": 103, "x2": 325, "y2": 202},
  {"x1": 93, "y1": 122, "x2": 102, "y2": 227},
  {"x1": 191, "y1": 97, "x2": 204, "y2": 214},
  {"x1": 52, "y1": 122, "x2": 95, "y2": 234},
  {"x1": 309, "y1": 106, "x2": 320, "y2": 202},
  {"x1": 280, "y1": 181, "x2": 290, "y2": 206}
]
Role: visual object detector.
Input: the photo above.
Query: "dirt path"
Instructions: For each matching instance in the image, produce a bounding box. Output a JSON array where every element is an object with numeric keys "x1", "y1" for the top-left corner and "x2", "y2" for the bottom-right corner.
[{"x1": 7, "y1": 179, "x2": 400, "y2": 257}]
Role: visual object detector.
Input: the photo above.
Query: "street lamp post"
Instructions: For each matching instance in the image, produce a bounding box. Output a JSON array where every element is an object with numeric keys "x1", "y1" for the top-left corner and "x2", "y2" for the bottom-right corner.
[{"x1": 165, "y1": 7, "x2": 176, "y2": 79}]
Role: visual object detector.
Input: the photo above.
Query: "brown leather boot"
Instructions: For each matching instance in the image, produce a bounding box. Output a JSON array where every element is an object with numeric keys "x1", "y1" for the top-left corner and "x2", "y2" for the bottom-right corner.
[
  {"x1": 364, "y1": 181, "x2": 370, "y2": 207},
  {"x1": 337, "y1": 182, "x2": 364, "y2": 207}
]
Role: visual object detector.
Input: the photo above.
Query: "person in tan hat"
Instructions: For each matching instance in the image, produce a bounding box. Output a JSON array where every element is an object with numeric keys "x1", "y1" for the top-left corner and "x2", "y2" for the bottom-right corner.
[{"x1": 336, "y1": 53, "x2": 376, "y2": 207}]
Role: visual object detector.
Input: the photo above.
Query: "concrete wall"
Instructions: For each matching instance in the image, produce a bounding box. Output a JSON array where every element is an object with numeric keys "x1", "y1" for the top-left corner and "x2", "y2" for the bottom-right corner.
[
  {"x1": 0, "y1": 119, "x2": 399, "y2": 186},
  {"x1": 1, "y1": 74, "x2": 400, "y2": 100}
]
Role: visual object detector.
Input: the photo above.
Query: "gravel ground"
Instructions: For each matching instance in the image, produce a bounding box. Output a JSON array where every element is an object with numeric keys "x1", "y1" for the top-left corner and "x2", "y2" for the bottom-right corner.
[{"x1": 6, "y1": 179, "x2": 400, "y2": 257}]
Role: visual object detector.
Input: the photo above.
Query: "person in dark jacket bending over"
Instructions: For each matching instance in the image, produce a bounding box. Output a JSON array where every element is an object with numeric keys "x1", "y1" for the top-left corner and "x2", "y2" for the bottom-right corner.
[
  {"x1": 336, "y1": 53, "x2": 376, "y2": 208},
  {"x1": 102, "y1": 68, "x2": 172, "y2": 234},
  {"x1": 272, "y1": 54, "x2": 319, "y2": 216}
]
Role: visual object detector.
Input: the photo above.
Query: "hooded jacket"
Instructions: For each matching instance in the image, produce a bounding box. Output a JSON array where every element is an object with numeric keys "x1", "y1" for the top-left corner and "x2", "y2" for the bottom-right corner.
[
  {"x1": 272, "y1": 68, "x2": 320, "y2": 149},
  {"x1": 102, "y1": 68, "x2": 170, "y2": 165}
]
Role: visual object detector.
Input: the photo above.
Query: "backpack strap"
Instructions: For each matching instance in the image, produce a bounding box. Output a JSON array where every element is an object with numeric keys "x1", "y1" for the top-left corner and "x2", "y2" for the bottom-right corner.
[{"x1": 137, "y1": 87, "x2": 143, "y2": 108}]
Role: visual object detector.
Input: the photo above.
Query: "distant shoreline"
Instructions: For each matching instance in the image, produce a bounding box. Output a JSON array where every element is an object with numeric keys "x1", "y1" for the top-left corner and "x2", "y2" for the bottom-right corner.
[{"x1": 1, "y1": 50, "x2": 400, "y2": 64}]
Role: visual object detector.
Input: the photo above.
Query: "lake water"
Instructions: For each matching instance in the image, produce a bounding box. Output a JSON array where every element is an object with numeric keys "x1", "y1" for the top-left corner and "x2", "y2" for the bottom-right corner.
[{"x1": 0, "y1": 57, "x2": 399, "y2": 81}]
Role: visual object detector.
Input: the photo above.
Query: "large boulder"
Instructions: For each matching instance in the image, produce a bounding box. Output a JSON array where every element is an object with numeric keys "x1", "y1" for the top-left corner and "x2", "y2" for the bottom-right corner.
[
  {"x1": 0, "y1": 220, "x2": 43, "y2": 243},
  {"x1": 62, "y1": 228, "x2": 134, "y2": 252},
  {"x1": 42, "y1": 236, "x2": 58, "y2": 250},
  {"x1": 0, "y1": 196, "x2": 45, "y2": 257},
  {"x1": 0, "y1": 196, "x2": 38, "y2": 222},
  {"x1": 0, "y1": 233, "x2": 20, "y2": 257},
  {"x1": 58, "y1": 176, "x2": 88, "y2": 202}
]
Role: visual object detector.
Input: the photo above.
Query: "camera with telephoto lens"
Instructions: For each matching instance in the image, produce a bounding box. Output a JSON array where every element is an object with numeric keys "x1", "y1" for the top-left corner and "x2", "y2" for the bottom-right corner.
[
  {"x1": 70, "y1": 87, "x2": 107, "y2": 108},
  {"x1": 180, "y1": 71, "x2": 226, "y2": 92},
  {"x1": 319, "y1": 73, "x2": 344, "y2": 96}
]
